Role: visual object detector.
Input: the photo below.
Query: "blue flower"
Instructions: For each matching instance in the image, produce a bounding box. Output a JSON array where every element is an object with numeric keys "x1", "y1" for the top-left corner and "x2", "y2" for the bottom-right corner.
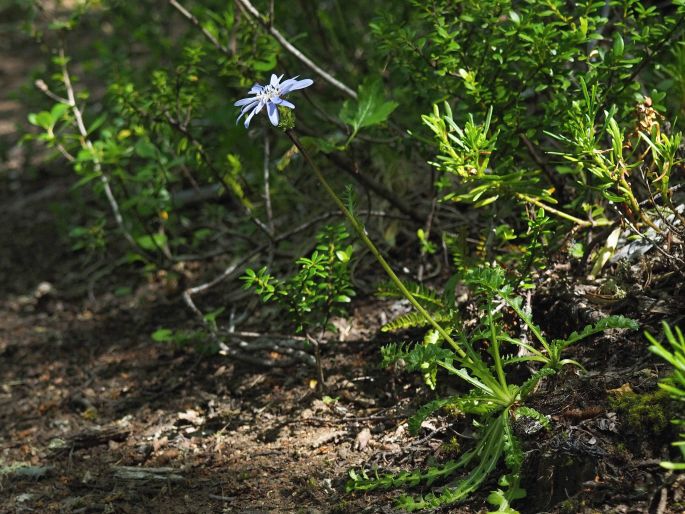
[{"x1": 234, "y1": 73, "x2": 314, "y2": 128}]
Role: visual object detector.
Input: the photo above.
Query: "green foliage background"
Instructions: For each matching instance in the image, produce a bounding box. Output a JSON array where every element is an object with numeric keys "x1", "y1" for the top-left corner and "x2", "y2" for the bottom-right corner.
[{"x1": 15, "y1": 0, "x2": 685, "y2": 278}]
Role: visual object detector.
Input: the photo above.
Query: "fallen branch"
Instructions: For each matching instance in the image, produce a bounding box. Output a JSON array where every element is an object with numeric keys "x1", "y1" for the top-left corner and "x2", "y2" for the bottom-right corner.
[
  {"x1": 209, "y1": 494, "x2": 237, "y2": 501},
  {"x1": 50, "y1": 426, "x2": 131, "y2": 455},
  {"x1": 181, "y1": 209, "x2": 406, "y2": 317},
  {"x1": 113, "y1": 466, "x2": 184, "y2": 481},
  {"x1": 0, "y1": 464, "x2": 53, "y2": 480}
]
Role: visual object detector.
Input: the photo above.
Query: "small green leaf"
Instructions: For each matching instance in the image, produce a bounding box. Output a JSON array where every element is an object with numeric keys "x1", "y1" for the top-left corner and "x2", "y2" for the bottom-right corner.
[
  {"x1": 50, "y1": 103, "x2": 70, "y2": 122},
  {"x1": 340, "y1": 78, "x2": 398, "y2": 141},
  {"x1": 72, "y1": 171, "x2": 101, "y2": 189},
  {"x1": 87, "y1": 113, "x2": 107, "y2": 134},
  {"x1": 612, "y1": 32, "x2": 624, "y2": 59},
  {"x1": 135, "y1": 139, "x2": 158, "y2": 159},
  {"x1": 135, "y1": 233, "x2": 167, "y2": 251},
  {"x1": 28, "y1": 111, "x2": 53, "y2": 130},
  {"x1": 152, "y1": 328, "x2": 174, "y2": 342},
  {"x1": 114, "y1": 286, "x2": 132, "y2": 297},
  {"x1": 204, "y1": 307, "x2": 225, "y2": 323},
  {"x1": 253, "y1": 52, "x2": 277, "y2": 71},
  {"x1": 570, "y1": 242, "x2": 584, "y2": 259}
]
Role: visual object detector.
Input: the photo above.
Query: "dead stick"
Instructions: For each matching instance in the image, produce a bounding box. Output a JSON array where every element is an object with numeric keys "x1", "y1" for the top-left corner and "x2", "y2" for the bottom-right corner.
[
  {"x1": 234, "y1": 0, "x2": 356, "y2": 99},
  {"x1": 169, "y1": 0, "x2": 231, "y2": 55}
]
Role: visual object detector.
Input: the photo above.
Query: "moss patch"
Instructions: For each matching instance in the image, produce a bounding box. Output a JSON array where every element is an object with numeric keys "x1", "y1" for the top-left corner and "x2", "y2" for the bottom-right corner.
[{"x1": 608, "y1": 388, "x2": 673, "y2": 436}]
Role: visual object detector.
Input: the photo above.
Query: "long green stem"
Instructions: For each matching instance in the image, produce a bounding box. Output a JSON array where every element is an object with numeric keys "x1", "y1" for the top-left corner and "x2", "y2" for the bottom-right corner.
[
  {"x1": 286, "y1": 129, "x2": 467, "y2": 360},
  {"x1": 487, "y1": 301, "x2": 508, "y2": 391},
  {"x1": 501, "y1": 294, "x2": 550, "y2": 354},
  {"x1": 515, "y1": 193, "x2": 609, "y2": 227}
]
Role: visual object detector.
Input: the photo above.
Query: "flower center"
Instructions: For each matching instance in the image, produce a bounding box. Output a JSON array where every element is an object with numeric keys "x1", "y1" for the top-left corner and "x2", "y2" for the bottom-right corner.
[{"x1": 259, "y1": 84, "x2": 281, "y2": 102}]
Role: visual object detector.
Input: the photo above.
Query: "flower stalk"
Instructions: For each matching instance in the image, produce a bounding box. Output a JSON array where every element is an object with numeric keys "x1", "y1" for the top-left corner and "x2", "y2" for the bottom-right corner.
[{"x1": 285, "y1": 129, "x2": 467, "y2": 360}]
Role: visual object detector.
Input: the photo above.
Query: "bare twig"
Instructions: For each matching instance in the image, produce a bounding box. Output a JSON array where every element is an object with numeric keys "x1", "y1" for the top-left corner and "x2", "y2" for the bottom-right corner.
[
  {"x1": 655, "y1": 487, "x2": 668, "y2": 514},
  {"x1": 34, "y1": 79, "x2": 67, "y2": 103},
  {"x1": 51, "y1": 426, "x2": 130, "y2": 455},
  {"x1": 306, "y1": 413, "x2": 407, "y2": 424},
  {"x1": 232, "y1": 338, "x2": 307, "y2": 351},
  {"x1": 222, "y1": 330, "x2": 306, "y2": 341},
  {"x1": 234, "y1": 338, "x2": 315, "y2": 365},
  {"x1": 234, "y1": 0, "x2": 356, "y2": 99},
  {"x1": 53, "y1": 142, "x2": 76, "y2": 162},
  {"x1": 325, "y1": 152, "x2": 425, "y2": 223},
  {"x1": 162, "y1": 111, "x2": 273, "y2": 240},
  {"x1": 408, "y1": 425, "x2": 447, "y2": 449},
  {"x1": 208, "y1": 494, "x2": 236, "y2": 502},
  {"x1": 35, "y1": 50, "x2": 147, "y2": 260},
  {"x1": 267, "y1": 0, "x2": 274, "y2": 29},
  {"x1": 113, "y1": 466, "x2": 183, "y2": 481},
  {"x1": 183, "y1": 277, "x2": 313, "y2": 367},
  {"x1": 607, "y1": 203, "x2": 685, "y2": 269},
  {"x1": 183, "y1": 209, "x2": 405, "y2": 306},
  {"x1": 184, "y1": 253, "x2": 255, "y2": 299},
  {"x1": 169, "y1": 0, "x2": 231, "y2": 55}
]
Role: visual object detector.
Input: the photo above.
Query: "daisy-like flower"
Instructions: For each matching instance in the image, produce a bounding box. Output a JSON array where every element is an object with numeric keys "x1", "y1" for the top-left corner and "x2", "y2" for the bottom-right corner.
[{"x1": 234, "y1": 73, "x2": 314, "y2": 128}]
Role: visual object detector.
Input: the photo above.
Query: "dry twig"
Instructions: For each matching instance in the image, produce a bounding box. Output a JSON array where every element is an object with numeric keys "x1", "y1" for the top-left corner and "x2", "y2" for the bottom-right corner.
[
  {"x1": 36, "y1": 48, "x2": 145, "y2": 259},
  {"x1": 169, "y1": 0, "x2": 231, "y2": 55},
  {"x1": 234, "y1": 0, "x2": 357, "y2": 99}
]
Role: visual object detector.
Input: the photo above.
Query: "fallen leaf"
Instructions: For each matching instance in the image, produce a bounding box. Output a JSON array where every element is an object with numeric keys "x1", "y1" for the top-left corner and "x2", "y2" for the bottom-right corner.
[
  {"x1": 310, "y1": 430, "x2": 345, "y2": 449},
  {"x1": 178, "y1": 409, "x2": 204, "y2": 426},
  {"x1": 354, "y1": 428, "x2": 372, "y2": 451},
  {"x1": 607, "y1": 383, "x2": 634, "y2": 396}
]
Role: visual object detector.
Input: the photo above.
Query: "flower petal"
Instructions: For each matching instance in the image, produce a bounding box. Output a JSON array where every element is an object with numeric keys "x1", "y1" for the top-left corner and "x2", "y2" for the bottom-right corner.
[
  {"x1": 237, "y1": 100, "x2": 264, "y2": 125},
  {"x1": 235, "y1": 74, "x2": 311, "y2": 129},
  {"x1": 234, "y1": 96, "x2": 257, "y2": 107},
  {"x1": 236, "y1": 107, "x2": 249, "y2": 124},
  {"x1": 270, "y1": 74, "x2": 284, "y2": 87},
  {"x1": 271, "y1": 97, "x2": 295, "y2": 109},
  {"x1": 278, "y1": 78, "x2": 297, "y2": 90},
  {"x1": 236, "y1": 100, "x2": 260, "y2": 123},
  {"x1": 244, "y1": 106, "x2": 260, "y2": 128},
  {"x1": 267, "y1": 102, "x2": 279, "y2": 126},
  {"x1": 279, "y1": 75, "x2": 299, "y2": 87},
  {"x1": 239, "y1": 99, "x2": 260, "y2": 114},
  {"x1": 236, "y1": 104, "x2": 253, "y2": 123},
  {"x1": 280, "y1": 77, "x2": 313, "y2": 94},
  {"x1": 248, "y1": 83, "x2": 264, "y2": 94}
]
